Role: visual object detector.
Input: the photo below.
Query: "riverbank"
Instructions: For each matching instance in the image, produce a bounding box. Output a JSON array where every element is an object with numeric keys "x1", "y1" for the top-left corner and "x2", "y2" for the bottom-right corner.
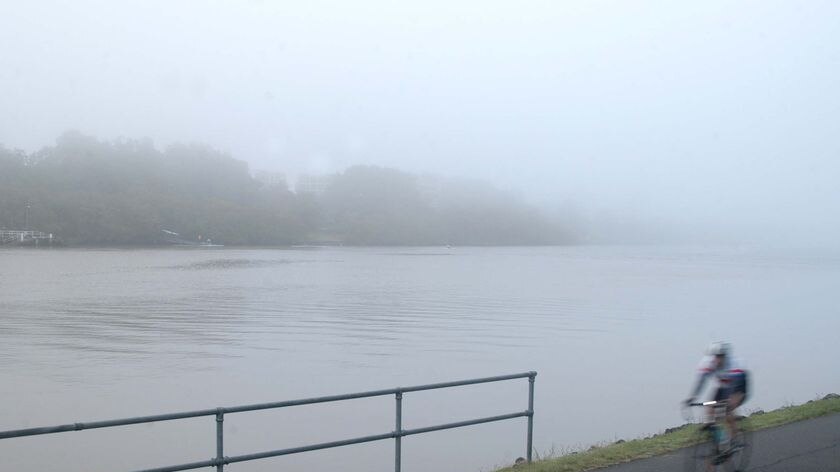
[{"x1": 499, "y1": 394, "x2": 840, "y2": 472}]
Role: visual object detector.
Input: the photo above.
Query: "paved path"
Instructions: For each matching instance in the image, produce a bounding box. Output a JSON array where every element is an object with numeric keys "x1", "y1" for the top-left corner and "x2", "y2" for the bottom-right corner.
[{"x1": 601, "y1": 413, "x2": 840, "y2": 471}]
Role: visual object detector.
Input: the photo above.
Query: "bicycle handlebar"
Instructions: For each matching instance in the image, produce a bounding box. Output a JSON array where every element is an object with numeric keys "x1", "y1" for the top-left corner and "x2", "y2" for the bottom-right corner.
[{"x1": 688, "y1": 400, "x2": 727, "y2": 407}]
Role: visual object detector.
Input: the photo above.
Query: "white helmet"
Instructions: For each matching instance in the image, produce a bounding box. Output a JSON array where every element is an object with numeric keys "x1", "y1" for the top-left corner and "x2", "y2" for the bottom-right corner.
[{"x1": 707, "y1": 341, "x2": 731, "y2": 357}]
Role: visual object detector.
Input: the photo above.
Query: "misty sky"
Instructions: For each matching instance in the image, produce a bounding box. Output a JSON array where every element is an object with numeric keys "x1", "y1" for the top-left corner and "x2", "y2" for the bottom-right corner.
[{"x1": 2, "y1": 1, "x2": 839, "y2": 244}]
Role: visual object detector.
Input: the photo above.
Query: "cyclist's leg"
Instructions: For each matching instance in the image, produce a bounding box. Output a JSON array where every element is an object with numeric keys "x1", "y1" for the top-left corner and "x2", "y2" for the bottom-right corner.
[
  {"x1": 726, "y1": 391, "x2": 744, "y2": 437},
  {"x1": 726, "y1": 376, "x2": 748, "y2": 439},
  {"x1": 710, "y1": 384, "x2": 734, "y2": 451}
]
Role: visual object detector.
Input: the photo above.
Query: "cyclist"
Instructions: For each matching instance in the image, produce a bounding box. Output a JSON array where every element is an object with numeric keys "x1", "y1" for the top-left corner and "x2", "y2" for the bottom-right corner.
[{"x1": 685, "y1": 341, "x2": 749, "y2": 448}]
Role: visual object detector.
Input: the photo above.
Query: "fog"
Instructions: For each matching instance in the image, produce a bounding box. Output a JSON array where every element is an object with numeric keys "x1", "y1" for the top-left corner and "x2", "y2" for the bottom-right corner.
[{"x1": 2, "y1": 1, "x2": 839, "y2": 245}]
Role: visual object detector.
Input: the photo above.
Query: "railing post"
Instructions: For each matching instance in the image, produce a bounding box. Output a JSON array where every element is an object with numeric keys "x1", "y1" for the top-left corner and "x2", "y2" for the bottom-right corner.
[
  {"x1": 527, "y1": 372, "x2": 536, "y2": 463},
  {"x1": 216, "y1": 408, "x2": 225, "y2": 472},
  {"x1": 395, "y1": 390, "x2": 403, "y2": 472}
]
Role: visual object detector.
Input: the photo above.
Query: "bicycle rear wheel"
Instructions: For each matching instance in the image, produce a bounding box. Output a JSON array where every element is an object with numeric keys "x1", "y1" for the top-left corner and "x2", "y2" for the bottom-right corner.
[
  {"x1": 685, "y1": 427, "x2": 718, "y2": 472},
  {"x1": 723, "y1": 419, "x2": 753, "y2": 472}
]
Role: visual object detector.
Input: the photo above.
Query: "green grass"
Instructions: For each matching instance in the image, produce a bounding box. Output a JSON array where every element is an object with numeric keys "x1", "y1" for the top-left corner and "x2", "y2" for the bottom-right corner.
[{"x1": 497, "y1": 395, "x2": 840, "y2": 472}]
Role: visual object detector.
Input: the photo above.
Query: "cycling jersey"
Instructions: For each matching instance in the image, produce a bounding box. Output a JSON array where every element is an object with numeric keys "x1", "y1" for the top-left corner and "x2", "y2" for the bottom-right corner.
[{"x1": 691, "y1": 355, "x2": 748, "y2": 399}]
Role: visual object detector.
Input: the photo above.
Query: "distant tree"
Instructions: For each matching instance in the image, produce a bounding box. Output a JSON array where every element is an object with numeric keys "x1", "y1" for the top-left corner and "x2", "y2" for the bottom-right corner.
[
  {"x1": 0, "y1": 145, "x2": 30, "y2": 229},
  {"x1": 0, "y1": 133, "x2": 570, "y2": 246},
  {"x1": 321, "y1": 166, "x2": 436, "y2": 244},
  {"x1": 0, "y1": 132, "x2": 316, "y2": 245},
  {"x1": 318, "y1": 166, "x2": 568, "y2": 245}
]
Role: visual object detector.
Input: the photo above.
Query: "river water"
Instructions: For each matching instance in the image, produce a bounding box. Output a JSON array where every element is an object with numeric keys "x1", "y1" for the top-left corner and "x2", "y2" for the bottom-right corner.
[{"x1": 1, "y1": 246, "x2": 838, "y2": 472}]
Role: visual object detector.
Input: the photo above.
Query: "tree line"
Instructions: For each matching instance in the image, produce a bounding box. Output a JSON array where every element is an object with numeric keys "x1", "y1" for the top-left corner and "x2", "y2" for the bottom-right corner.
[{"x1": 0, "y1": 132, "x2": 570, "y2": 246}]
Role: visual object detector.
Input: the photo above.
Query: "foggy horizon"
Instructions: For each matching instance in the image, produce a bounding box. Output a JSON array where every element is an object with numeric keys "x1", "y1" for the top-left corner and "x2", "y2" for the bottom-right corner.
[{"x1": 3, "y1": 1, "x2": 839, "y2": 246}]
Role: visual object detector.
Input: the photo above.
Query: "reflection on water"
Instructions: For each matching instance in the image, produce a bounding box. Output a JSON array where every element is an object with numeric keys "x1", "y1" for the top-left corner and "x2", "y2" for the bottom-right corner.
[
  {"x1": 1, "y1": 246, "x2": 839, "y2": 472},
  {"x1": 2, "y1": 249, "x2": 614, "y2": 365},
  {"x1": 163, "y1": 258, "x2": 302, "y2": 270}
]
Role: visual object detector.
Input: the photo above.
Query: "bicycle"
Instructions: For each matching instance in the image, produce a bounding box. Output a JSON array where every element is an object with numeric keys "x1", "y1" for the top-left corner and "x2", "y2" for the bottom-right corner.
[{"x1": 683, "y1": 400, "x2": 752, "y2": 472}]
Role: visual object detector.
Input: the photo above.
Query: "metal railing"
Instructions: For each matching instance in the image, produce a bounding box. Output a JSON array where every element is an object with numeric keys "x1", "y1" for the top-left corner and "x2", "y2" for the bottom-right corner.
[{"x1": 0, "y1": 371, "x2": 537, "y2": 471}]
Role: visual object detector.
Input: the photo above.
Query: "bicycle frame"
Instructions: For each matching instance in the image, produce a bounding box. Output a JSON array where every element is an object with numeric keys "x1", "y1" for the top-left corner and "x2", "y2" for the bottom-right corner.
[{"x1": 684, "y1": 400, "x2": 750, "y2": 471}]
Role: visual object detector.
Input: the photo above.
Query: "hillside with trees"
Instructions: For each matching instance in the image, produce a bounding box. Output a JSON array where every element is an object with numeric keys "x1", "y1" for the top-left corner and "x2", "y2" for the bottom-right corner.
[{"x1": 0, "y1": 132, "x2": 570, "y2": 246}]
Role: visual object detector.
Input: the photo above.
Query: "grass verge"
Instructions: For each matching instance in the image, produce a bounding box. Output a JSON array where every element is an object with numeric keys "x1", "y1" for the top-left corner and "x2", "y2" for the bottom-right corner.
[{"x1": 497, "y1": 394, "x2": 840, "y2": 472}]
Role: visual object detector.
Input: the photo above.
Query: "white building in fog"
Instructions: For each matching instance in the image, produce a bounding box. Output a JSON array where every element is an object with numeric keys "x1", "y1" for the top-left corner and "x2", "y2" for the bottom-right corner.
[
  {"x1": 253, "y1": 170, "x2": 287, "y2": 188},
  {"x1": 295, "y1": 174, "x2": 334, "y2": 195}
]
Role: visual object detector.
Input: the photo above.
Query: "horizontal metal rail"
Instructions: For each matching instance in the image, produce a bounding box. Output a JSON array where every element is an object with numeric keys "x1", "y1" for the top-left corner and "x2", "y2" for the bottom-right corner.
[
  {"x1": 0, "y1": 372, "x2": 532, "y2": 440},
  {"x1": 1, "y1": 371, "x2": 537, "y2": 471}
]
